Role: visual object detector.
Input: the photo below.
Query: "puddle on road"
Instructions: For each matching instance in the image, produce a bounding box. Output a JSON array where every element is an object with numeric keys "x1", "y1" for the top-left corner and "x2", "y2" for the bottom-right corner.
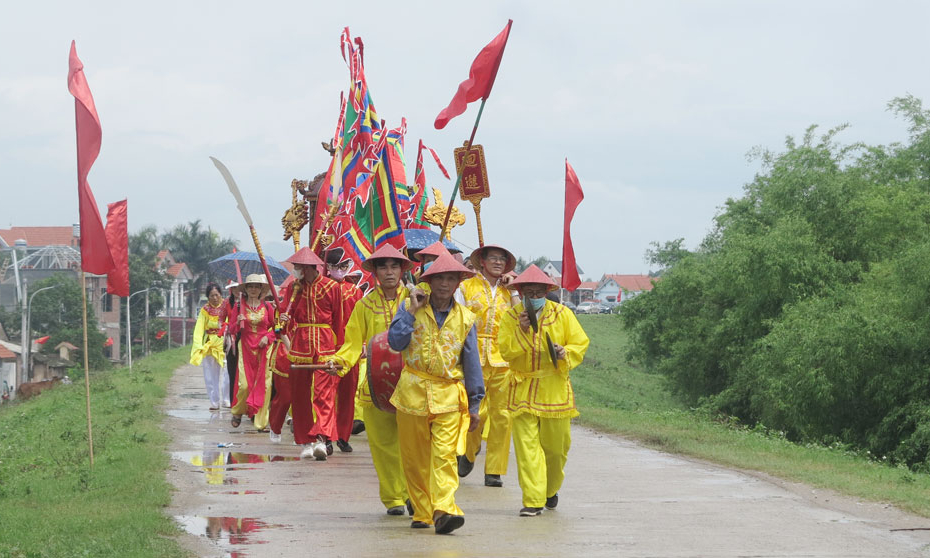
[
  {"x1": 175, "y1": 515, "x2": 289, "y2": 558},
  {"x1": 171, "y1": 450, "x2": 299, "y2": 485},
  {"x1": 167, "y1": 409, "x2": 224, "y2": 421}
]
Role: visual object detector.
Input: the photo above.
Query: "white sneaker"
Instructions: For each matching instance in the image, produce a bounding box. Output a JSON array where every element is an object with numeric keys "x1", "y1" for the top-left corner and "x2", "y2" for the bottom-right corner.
[
  {"x1": 312, "y1": 440, "x2": 328, "y2": 461},
  {"x1": 300, "y1": 444, "x2": 315, "y2": 459},
  {"x1": 269, "y1": 431, "x2": 282, "y2": 444}
]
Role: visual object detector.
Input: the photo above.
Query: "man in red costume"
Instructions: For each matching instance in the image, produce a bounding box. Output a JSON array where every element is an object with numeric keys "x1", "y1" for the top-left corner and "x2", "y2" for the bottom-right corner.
[
  {"x1": 279, "y1": 247, "x2": 343, "y2": 460},
  {"x1": 325, "y1": 248, "x2": 364, "y2": 453}
]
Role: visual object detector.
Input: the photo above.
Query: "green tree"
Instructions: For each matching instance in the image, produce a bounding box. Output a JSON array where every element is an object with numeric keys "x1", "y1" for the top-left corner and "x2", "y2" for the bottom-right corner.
[
  {"x1": 621, "y1": 96, "x2": 930, "y2": 468},
  {"x1": 28, "y1": 274, "x2": 108, "y2": 370},
  {"x1": 161, "y1": 220, "x2": 237, "y2": 316}
]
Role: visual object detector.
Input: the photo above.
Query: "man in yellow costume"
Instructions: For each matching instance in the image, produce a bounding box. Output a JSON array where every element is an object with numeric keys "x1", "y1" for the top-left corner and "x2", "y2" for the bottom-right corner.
[
  {"x1": 498, "y1": 265, "x2": 589, "y2": 517},
  {"x1": 387, "y1": 252, "x2": 484, "y2": 534},
  {"x1": 328, "y1": 244, "x2": 413, "y2": 516},
  {"x1": 459, "y1": 244, "x2": 518, "y2": 487}
]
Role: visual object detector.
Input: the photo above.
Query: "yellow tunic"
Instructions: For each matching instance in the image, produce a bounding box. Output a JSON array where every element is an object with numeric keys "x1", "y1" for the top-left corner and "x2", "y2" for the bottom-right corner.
[
  {"x1": 190, "y1": 304, "x2": 225, "y2": 366},
  {"x1": 459, "y1": 274, "x2": 512, "y2": 368},
  {"x1": 331, "y1": 286, "x2": 408, "y2": 406},
  {"x1": 390, "y1": 302, "x2": 476, "y2": 417},
  {"x1": 498, "y1": 300, "x2": 589, "y2": 418}
]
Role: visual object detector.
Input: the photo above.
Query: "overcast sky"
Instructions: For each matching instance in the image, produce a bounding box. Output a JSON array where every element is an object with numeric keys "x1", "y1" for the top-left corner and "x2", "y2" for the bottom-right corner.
[{"x1": 3, "y1": 1, "x2": 930, "y2": 280}]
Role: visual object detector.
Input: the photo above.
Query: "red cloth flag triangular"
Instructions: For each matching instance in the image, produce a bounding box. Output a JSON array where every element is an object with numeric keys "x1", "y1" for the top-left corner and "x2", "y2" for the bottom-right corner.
[
  {"x1": 68, "y1": 41, "x2": 114, "y2": 275},
  {"x1": 562, "y1": 160, "x2": 584, "y2": 291},
  {"x1": 434, "y1": 20, "x2": 513, "y2": 130},
  {"x1": 105, "y1": 199, "x2": 129, "y2": 296}
]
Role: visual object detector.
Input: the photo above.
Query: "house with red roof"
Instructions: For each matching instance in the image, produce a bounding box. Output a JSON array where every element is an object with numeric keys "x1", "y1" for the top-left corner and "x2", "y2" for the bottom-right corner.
[{"x1": 595, "y1": 274, "x2": 656, "y2": 304}]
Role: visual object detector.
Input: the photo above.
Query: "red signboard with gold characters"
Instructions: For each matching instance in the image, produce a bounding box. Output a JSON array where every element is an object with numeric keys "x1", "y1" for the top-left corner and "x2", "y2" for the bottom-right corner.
[{"x1": 453, "y1": 143, "x2": 491, "y2": 201}]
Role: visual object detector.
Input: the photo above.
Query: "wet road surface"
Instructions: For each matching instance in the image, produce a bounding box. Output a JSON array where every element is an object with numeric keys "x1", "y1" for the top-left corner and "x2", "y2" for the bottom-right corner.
[{"x1": 164, "y1": 364, "x2": 930, "y2": 557}]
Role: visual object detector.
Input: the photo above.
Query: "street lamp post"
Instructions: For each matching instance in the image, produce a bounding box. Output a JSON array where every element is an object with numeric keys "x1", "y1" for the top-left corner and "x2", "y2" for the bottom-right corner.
[
  {"x1": 23, "y1": 284, "x2": 58, "y2": 384},
  {"x1": 126, "y1": 287, "x2": 151, "y2": 371}
]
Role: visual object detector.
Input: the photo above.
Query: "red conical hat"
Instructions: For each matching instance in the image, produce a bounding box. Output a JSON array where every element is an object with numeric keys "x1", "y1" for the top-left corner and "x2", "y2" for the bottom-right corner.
[
  {"x1": 510, "y1": 264, "x2": 559, "y2": 292},
  {"x1": 362, "y1": 244, "x2": 414, "y2": 272},
  {"x1": 413, "y1": 241, "x2": 451, "y2": 262},
  {"x1": 285, "y1": 247, "x2": 324, "y2": 266},
  {"x1": 469, "y1": 244, "x2": 517, "y2": 274},
  {"x1": 420, "y1": 252, "x2": 475, "y2": 281}
]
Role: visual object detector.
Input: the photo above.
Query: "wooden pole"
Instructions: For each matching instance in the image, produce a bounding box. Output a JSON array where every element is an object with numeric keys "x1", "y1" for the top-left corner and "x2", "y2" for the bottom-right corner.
[
  {"x1": 471, "y1": 199, "x2": 485, "y2": 247},
  {"x1": 440, "y1": 98, "x2": 487, "y2": 240},
  {"x1": 80, "y1": 271, "x2": 95, "y2": 467}
]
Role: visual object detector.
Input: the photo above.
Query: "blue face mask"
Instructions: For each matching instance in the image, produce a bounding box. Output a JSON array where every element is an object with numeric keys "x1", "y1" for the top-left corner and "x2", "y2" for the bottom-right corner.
[{"x1": 529, "y1": 297, "x2": 546, "y2": 311}]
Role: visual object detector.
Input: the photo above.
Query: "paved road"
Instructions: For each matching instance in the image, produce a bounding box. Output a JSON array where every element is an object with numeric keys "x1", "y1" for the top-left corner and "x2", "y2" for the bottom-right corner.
[{"x1": 164, "y1": 364, "x2": 930, "y2": 557}]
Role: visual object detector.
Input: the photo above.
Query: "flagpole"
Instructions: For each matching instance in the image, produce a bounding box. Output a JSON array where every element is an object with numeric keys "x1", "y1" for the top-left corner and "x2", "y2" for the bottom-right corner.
[
  {"x1": 440, "y1": 98, "x2": 487, "y2": 240},
  {"x1": 80, "y1": 271, "x2": 95, "y2": 467}
]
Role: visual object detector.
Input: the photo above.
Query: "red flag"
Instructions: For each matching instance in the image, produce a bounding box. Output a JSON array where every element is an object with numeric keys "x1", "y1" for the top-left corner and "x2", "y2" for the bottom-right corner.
[
  {"x1": 36, "y1": 336, "x2": 51, "y2": 345},
  {"x1": 105, "y1": 199, "x2": 129, "y2": 296},
  {"x1": 155, "y1": 330, "x2": 167, "y2": 340},
  {"x1": 562, "y1": 160, "x2": 584, "y2": 291},
  {"x1": 434, "y1": 20, "x2": 513, "y2": 129},
  {"x1": 68, "y1": 41, "x2": 114, "y2": 274}
]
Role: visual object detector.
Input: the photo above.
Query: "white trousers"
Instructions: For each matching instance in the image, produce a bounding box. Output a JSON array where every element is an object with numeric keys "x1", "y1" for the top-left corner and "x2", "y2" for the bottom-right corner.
[{"x1": 202, "y1": 356, "x2": 230, "y2": 408}]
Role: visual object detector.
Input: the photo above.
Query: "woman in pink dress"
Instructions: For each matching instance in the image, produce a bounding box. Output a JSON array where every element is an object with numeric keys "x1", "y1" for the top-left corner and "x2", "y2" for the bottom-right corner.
[{"x1": 229, "y1": 274, "x2": 277, "y2": 430}]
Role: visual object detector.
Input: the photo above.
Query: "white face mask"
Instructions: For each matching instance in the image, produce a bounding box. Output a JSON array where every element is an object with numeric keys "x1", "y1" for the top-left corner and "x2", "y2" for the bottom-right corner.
[{"x1": 293, "y1": 268, "x2": 304, "y2": 280}]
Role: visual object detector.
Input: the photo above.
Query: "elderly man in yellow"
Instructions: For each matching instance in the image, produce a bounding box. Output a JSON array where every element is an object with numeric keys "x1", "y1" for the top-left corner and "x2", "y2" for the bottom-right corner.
[
  {"x1": 459, "y1": 244, "x2": 518, "y2": 488},
  {"x1": 498, "y1": 265, "x2": 589, "y2": 517},
  {"x1": 327, "y1": 244, "x2": 413, "y2": 517},
  {"x1": 387, "y1": 252, "x2": 485, "y2": 535}
]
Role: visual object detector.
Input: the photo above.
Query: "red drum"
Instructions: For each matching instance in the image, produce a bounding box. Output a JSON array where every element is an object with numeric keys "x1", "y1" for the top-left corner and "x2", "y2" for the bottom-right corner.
[{"x1": 366, "y1": 331, "x2": 404, "y2": 413}]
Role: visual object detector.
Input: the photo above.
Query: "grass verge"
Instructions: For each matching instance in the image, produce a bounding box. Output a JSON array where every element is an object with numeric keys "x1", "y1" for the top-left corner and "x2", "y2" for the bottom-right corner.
[
  {"x1": 0, "y1": 348, "x2": 192, "y2": 558},
  {"x1": 573, "y1": 314, "x2": 930, "y2": 518}
]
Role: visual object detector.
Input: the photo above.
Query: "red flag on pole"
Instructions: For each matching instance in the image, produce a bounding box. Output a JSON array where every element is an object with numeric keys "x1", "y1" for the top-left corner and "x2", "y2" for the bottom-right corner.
[
  {"x1": 68, "y1": 41, "x2": 114, "y2": 275},
  {"x1": 562, "y1": 159, "x2": 584, "y2": 291},
  {"x1": 434, "y1": 20, "x2": 513, "y2": 130},
  {"x1": 105, "y1": 199, "x2": 129, "y2": 296}
]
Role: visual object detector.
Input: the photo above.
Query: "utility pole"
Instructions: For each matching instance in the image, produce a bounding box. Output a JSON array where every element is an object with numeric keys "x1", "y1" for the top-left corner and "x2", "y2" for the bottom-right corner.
[
  {"x1": 19, "y1": 279, "x2": 27, "y2": 390},
  {"x1": 180, "y1": 283, "x2": 186, "y2": 343},
  {"x1": 144, "y1": 290, "x2": 150, "y2": 356}
]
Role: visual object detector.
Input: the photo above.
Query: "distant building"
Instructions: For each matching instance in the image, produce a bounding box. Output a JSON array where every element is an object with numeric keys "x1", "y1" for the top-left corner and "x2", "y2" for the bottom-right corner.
[
  {"x1": 0, "y1": 225, "x2": 121, "y2": 366},
  {"x1": 594, "y1": 274, "x2": 656, "y2": 304}
]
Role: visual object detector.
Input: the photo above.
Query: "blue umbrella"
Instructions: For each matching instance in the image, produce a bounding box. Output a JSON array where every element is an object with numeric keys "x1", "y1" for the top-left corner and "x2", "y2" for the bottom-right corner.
[
  {"x1": 403, "y1": 229, "x2": 461, "y2": 253},
  {"x1": 208, "y1": 251, "x2": 291, "y2": 284}
]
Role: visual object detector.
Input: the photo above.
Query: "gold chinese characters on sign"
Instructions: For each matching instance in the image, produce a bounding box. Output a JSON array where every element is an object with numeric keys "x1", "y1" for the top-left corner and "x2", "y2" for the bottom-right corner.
[{"x1": 453, "y1": 143, "x2": 490, "y2": 201}]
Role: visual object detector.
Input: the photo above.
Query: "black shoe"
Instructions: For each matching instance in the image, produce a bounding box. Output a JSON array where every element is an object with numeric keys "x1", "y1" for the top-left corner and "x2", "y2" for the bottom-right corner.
[
  {"x1": 406, "y1": 499, "x2": 414, "y2": 516},
  {"x1": 519, "y1": 507, "x2": 544, "y2": 517},
  {"x1": 386, "y1": 505, "x2": 405, "y2": 516},
  {"x1": 336, "y1": 439, "x2": 353, "y2": 452},
  {"x1": 434, "y1": 513, "x2": 465, "y2": 535},
  {"x1": 457, "y1": 455, "x2": 474, "y2": 478},
  {"x1": 351, "y1": 419, "x2": 366, "y2": 435},
  {"x1": 325, "y1": 440, "x2": 334, "y2": 456},
  {"x1": 484, "y1": 474, "x2": 503, "y2": 487},
  {"x1": 545, "y1": 493, "x2": 559, "y2": 510},
  {"x1": 410, "y1": 520, "x2": 429, "y2": 529}
]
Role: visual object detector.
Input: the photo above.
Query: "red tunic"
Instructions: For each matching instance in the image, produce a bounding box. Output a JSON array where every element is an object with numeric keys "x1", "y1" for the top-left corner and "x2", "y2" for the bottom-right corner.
[{"x1": 280, "y1": 275, "x2": 343, "y2": 364}]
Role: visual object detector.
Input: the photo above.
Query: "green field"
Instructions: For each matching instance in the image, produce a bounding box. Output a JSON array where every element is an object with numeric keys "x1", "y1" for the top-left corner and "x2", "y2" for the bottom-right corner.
[
  {"x1": 572, "y1": 314, "x2": 930, "y2": 517},
  {"x1": 0, "y1": 348, "x2": 191, "y2": 558}
]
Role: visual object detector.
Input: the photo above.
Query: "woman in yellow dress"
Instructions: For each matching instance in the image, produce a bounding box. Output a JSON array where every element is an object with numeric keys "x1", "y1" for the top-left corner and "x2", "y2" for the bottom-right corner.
[{"x1": 190, "y1": 282, "x2": 230, "y2": 410}]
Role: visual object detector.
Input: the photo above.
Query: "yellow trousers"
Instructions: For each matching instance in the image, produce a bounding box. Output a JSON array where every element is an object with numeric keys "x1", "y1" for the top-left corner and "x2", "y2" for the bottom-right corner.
[
  {"x1": 511, "y1": 413, "x2": 571, "y2": 508},
  {"x1": 354, "y1": 359, "x2": 367, "y2": 420},
  {"x1": 231, "y1": 360, "x2": 272, "y2": 431},
  {"x1": 362, "y1": 404, "x2": 408, "y2": 509},
  {"x1": 396, "y1": 410, "x2": 464, "y2": 525},
  {"x1": 464, "y1": 366, "x2": 511, "y2": 475}
]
